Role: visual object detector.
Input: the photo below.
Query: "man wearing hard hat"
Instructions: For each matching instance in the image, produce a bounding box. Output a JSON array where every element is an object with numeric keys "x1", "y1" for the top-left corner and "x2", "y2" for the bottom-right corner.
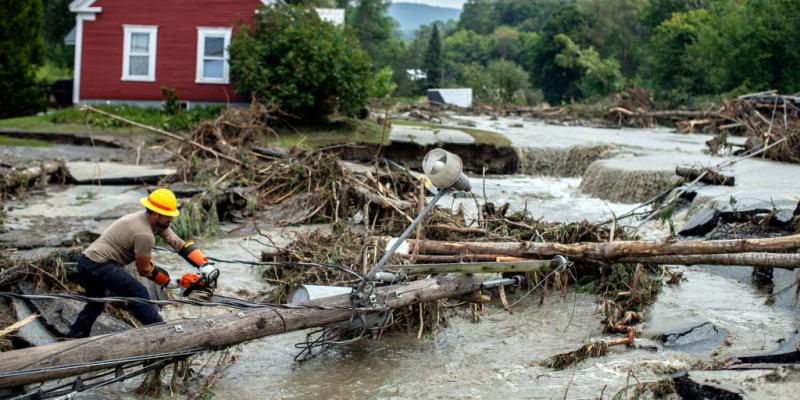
[{"x1": 66, "y1": 188, "x2": 217, "y2": 338}]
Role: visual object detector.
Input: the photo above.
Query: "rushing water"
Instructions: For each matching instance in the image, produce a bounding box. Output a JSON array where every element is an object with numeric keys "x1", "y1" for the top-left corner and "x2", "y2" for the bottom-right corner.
[{"x1": 6, "y1": 117, "x2": 798, "y2": 399}]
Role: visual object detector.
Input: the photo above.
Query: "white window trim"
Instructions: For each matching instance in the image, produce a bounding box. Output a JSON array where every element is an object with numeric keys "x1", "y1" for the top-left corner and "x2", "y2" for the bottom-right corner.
[
  {"x1": 196, "y1": 27, "x2": 232, "y2": 84},
  {"x1": 122, "y1": 25, "x2": 157, "y2": 82}
]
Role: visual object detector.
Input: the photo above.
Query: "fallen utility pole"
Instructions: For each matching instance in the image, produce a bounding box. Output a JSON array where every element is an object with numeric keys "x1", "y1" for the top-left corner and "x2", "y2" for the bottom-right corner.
[
  {"x1": 405, "y1": 234, "x2": 800, "y2": 261},
  {"x1": 0, "y1": 275, "x2": 481, "y2": 389}
]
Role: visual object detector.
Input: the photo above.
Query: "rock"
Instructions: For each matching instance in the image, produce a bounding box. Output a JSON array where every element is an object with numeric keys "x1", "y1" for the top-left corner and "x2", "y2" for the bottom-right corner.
[
  {"x1": 66, "y1": 161, "x2": 176, "y2": 184},
  {"x1": 11, "y1": 299, "x2": 57, "y2": 346},
  {"x1": 671, "y1": 370, "x2": 745, "y2": 400},
  {"x1": 717, "y1": 199, "x2": 796, "y2": 222},
  {"x1": 508, "y1": 123, "x2": 524, "y2": 128},
  {"x1": 679, "y1": 207, "x2": 720, "y2": 237},
  {"x1": 655, "y1": 320, "x2": 727, "y2": 352},
  {"x1": 17, "y1": 282, "x2": 131, "y2": 337}
]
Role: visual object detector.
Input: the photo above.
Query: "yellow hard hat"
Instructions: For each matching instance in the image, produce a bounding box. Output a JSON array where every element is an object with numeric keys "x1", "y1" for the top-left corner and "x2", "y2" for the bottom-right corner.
[{"x1": 140, "y1": 188, "x2": 180, "y2": 217}]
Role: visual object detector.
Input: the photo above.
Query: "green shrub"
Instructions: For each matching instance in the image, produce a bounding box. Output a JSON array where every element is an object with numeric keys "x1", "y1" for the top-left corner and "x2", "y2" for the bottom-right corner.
[{"x1": 229, "y1": 5, "x2": 372, "y2": 120}]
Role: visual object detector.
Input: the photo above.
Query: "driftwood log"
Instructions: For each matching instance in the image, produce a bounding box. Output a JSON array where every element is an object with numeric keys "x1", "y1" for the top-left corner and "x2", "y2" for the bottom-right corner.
[
  {"x1": 675, "y1": 167, "x2": 735, "y2": 186},
  {"x1": 404, "y1": 235, "x2": 800, "y2": 262},
  {"x1": 2, "y1": 161, "x2": 65, "y2": 192},
  {"x1": 0, "y1": 274, "x2": 482, "y2": 389}
]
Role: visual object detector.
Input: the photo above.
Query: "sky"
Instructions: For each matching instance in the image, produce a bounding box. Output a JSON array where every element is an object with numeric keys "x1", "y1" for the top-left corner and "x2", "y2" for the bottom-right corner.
[{"x1": 395, "y1": 0, "x2": 465, "y2": 10}]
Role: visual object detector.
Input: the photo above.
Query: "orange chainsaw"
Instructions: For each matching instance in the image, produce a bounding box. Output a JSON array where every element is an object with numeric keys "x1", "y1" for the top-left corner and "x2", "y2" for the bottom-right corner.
[
  {"x1": 177, "y1": 242, "x2": 220, "y2": 300},
  {"x1": 178, "y1": 269, "x2": 218, "y2": 300}
]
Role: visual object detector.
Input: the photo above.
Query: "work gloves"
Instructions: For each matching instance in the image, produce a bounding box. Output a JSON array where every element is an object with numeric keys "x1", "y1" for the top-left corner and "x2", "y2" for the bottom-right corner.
[
  {"x1": 179, "y1": 241, "x2": 220, "y2": 287},
  {"x1": 144, "y1": 263, "x2": 171, "y2": 287}
]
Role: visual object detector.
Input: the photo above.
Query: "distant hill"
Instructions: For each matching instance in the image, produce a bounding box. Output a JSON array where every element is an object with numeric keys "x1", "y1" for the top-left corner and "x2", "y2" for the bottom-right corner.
[{"x1": 389, "y1": 2, "x2": 461, "y2": 40}]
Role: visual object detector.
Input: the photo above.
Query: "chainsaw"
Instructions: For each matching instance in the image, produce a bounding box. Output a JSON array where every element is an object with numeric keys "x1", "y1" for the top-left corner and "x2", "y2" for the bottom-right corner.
[
  {"x1": 178, "y1": 266, "x2": 219, "y2": 301},
  {"x1": 177, "y1": 241, "x2": 219, "y2": 300}
]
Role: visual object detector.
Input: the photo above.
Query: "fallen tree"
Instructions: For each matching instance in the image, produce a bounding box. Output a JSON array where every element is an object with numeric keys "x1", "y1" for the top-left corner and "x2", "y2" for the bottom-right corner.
[
  {"x1": 403, "y1": 234, "x2": 800, "y2": 264},
  {"x1": 0, "y1": 274, "x2": 482, "y2": 389},
  {"x1": 675, "y1": 167, "x2": 735, "y2": 187}
]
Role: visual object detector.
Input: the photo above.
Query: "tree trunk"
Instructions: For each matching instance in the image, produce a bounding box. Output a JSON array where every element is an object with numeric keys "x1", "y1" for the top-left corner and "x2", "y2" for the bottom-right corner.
[
  {"x1": 2, "y1": 161, "x2": 64, "y2": 192},
  {"x1": 619, "y1": 252, "x2": 800, "y2": 269},
  {"x1": 405, "y1": 235, "x2": 800, "y2": 261},
  {"x1": 0, "y1": 275, "x2": 481, "y2": 389},
  {"x1": 675, "y1": 167, "x2": 735, "y2": 186}
]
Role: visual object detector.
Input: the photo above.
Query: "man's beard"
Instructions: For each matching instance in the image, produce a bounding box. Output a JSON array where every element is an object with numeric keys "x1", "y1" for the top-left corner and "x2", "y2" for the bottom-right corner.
[{"x1": 156, "y1": 221, "x2": 171, "y2": 231}]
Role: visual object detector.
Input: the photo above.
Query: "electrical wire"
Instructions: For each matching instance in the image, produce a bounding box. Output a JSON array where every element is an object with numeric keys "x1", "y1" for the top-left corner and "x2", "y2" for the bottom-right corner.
[{"x1": 152, "y1": 245, "x2": 366, "y2": 282}]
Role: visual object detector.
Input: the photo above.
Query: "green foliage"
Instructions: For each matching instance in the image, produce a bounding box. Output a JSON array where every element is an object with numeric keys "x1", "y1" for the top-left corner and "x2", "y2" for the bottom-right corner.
[
  {"x1": 554, "y1": 34, "x2": 624, "y2": 98},
  {"x1": 50, "y1": 105, "x2": 222, "y2": 133},
  {"x1": 423, "y1": 24, "x2": 443, "y2": 88},
  {"x1": 487, "y1": 59, "x2": 531, "y2": 104},
  {"x1": 43, "y1": 0, "x2": 74, "y2": 67},
  {"x1": 161, "y1": 86, "x2": 180, "y2": 115},
  {"x1": 579, "y1": 0, "x2": 646, "y2": 76},
  {"x1": 647, "y1": 9, "x2": 713, "y2": 95},
  {"x1": 0, "y1": 0, "x2": 46, "y2": 118},
  {"x1": 349, "y1": 0, "x2": 404, "y2": 69},
  {"x1": 443, "y1": 29, "x2": 496, "y2": 68},
  {"x1": 229, "y1": 5, "x2": 372, "y2": 120},
  {"x1": 528, "y1": 3, "x2": 588, "y2": 104},
  {"x1": 368, "y1": 66, "x2": 396, "y2": 98},
  {"x1": 457, "y1": 0, "x2": 498, "y2": 34},
  {"x1": 35, "y1": 62, "x2": 71, "y2": 85},
  {"x1": 457, "y1": 60, "x2": 531, "y2": 107}
]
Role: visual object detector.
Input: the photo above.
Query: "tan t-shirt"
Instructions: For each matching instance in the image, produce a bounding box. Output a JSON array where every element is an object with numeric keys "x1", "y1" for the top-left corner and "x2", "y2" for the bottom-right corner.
[{"x1": 84, "y1": 211, "x2": 158, "y2": 266}]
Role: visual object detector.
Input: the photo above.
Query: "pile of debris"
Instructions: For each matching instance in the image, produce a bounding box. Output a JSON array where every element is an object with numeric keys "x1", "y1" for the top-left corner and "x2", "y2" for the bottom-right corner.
[{"x1": 605, "y1": 91, "x2": 800, "y2": 163}]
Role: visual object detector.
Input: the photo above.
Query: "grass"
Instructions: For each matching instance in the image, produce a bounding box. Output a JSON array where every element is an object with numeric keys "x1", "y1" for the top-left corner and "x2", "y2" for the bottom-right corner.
[
  {"x1": 0, "y1": 105, "x2": 223, "y2": 136},
  {"x1": 0, "y1": 135, "x2": 52, "y2": 147},
  {"x1": 390, "y1": 120, "x2": 511, "y2": 147},
  {"x1": 0, "y1": 111, "x2": 151, "y2": 135},
  {"x1": 267, "y1": 117, "x2": 389, "y2": 149}
]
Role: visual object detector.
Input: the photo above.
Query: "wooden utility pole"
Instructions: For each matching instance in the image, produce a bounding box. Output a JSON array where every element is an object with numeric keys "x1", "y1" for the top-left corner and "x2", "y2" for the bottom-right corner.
[{"x1": 0, "y1": 275, "x2": 481, "y2": 389}]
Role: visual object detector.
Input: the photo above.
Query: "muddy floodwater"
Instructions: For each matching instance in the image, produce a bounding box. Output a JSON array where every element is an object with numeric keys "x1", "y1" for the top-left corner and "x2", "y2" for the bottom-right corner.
[{"x1": 3, "y1": 116, "x2": 800, "y2": 399}]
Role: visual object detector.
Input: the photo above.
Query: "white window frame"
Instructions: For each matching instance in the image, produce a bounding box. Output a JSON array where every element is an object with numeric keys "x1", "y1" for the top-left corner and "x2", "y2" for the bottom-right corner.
[
  {"x1": 122, "y1": 25, "x2": 158, "y2": 82},
  {"x1": 196, "y1": 27, "x2": 232, "y2": 84}
]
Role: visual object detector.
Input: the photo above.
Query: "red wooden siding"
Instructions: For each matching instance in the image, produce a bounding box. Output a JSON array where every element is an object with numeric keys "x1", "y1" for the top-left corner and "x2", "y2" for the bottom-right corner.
[{"x1": 80, "y1": 0, "x2": 262, "y2": 103}]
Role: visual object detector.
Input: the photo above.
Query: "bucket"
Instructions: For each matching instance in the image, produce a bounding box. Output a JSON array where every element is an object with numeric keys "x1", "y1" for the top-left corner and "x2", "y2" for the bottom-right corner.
[{"x1": 289, "y1": 285, "x2": 352, "y2": 304}]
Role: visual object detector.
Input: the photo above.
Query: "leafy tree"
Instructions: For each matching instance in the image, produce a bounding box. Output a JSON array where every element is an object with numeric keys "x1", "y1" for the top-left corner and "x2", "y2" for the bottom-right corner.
[
  {"x1": 0, "y1": 0, "x2": 45, "y2": 118},
  {"x1": 528, "y1": 2, "x2": 588, "y2": 104},
  {"x1": 424, "y1": 23, "x2": 443, "y2": 88},
  {"x1": 495, "y1": 0, "x2": 565, "y2": 32},
  {"x1": 349, "y1": 0, "x2": 404, "y2": 69},
  {"x1": 640, "y1": 0, "x2": 702, "y2": 32},
  {"x1": 487, "y1": 59, "x2": 530, "y2": 104},
  {"x1": 554, "y1": 34, "x2": 623, "y2": 98},
  {"x1": 687, "y1": 0, "x2": 800, "y2": 94},
  {"x1": 647, "y1": 9, "x2": 712, "y2": 95},
  {"x1": 443, "y1": 30, "x2": 496, "y2": 68},
  {"x1": 579, "y1": 0, "x2": 646, "y2": 77},
  {"x1": 229, "y1": 5, "x2": 372, "y2": 120},
  {"x1": 457, "y1": 0, "x2": 498, "y2": 35}
]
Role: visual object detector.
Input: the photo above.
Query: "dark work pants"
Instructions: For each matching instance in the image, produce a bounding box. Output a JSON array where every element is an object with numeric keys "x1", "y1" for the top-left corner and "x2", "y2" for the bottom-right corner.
[{"x1": 67, "y1": 255, "x2": 163, "y2": 338}]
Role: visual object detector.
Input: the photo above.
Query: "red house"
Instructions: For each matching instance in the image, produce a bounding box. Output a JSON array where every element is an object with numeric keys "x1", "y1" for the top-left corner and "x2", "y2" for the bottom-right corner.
[{"x1": 68, "y1": 0, "x2": 344, "y2": 108}]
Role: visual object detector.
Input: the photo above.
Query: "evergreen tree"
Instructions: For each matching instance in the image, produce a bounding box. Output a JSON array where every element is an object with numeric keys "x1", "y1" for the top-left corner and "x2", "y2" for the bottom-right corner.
[
  {"x1": 0, "y1": 0, "x2": 45, "y2": 118},
  {"x1": 424, "y1": 23, "x2": 443, "y2": 88}
]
